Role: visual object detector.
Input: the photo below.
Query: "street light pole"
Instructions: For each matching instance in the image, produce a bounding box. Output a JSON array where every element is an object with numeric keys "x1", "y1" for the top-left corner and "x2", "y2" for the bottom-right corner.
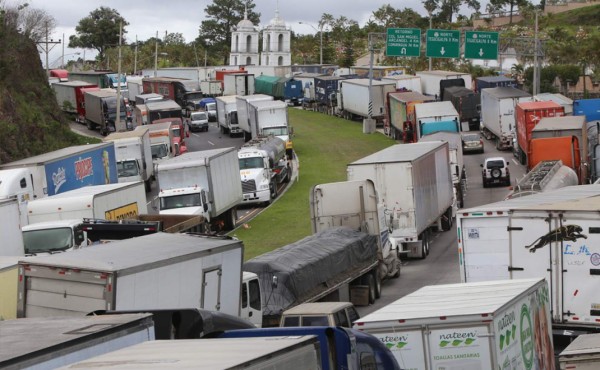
[{"x1": 299, "y1": 22, "x2": 322, "y2": 64}]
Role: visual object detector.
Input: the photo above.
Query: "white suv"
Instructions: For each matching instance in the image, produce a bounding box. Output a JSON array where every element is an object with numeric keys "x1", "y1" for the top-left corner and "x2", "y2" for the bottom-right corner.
[{"x1": 481, "y1": 157, "x2": 510, "y2": 187}]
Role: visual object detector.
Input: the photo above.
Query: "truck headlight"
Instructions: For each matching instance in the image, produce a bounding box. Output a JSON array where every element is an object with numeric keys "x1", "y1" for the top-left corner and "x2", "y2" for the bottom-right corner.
[{"x1": 259, "y1": 183, "x2": 269, "y2": 190}]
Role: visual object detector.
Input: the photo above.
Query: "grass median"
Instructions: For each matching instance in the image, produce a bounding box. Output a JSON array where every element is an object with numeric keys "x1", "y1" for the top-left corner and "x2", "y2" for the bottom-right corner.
[{"x1": 230, "y1": 108, "x2": 396, "y2": 260}]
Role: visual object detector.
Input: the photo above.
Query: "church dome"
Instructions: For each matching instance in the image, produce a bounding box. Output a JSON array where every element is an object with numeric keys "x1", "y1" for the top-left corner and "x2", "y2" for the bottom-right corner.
[{"x1": 237, "y1": 18, "x2": 255, "y2": 31}]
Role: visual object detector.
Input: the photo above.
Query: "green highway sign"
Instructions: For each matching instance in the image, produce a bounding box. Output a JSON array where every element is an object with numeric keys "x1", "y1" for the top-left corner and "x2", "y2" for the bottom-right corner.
[
  {"x1": 464, "y1": 31, "x2": 499, "y2": 60},
  {"x1": 386, "y1": 28, "x2": 421, "y2": 57},
  {"x1": 426, "y1": 29, "x2": 460, "y2": 58}
]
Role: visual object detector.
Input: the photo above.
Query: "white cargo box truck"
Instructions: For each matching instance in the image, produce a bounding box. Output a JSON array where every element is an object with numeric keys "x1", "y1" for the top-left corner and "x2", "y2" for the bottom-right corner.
[
  {"x1": 60, "y1": 336, "x2": 321, "y2": 369},
  {"x1": 216, "y1": 94, "x2": 241, "y2": 137},
  {"x1": 457, "y1": 184, "x2": 600, "y2": 342},
  {"x1": 414, "y1": 100, "x2": 460, "y2": 138},
  {"x1": 339, "y1": 78, "x2": 396, "y2": 120},
  {"x1": 248, "y1": 99, "x2": 290, "y2": 143},
  {"x1": 354, "y1": 278, "x2": 554, "y2": 370},
  {"x1": 103, "y1": 127, "x2": 154, "y2": 191},
  {"x1": 347, "y1": 142, "x2": 454, "y2": 259},
  {"x1": 0, "y1": 314, "x2": 154, "y2": 369},
  {"x1": 26, "y1": 181, "x2": 148, "y2": 223},
  {"x1": 17, "y1": 232, "x2": 244, "y2": 318},
  {"x1": 415, "y1": 70, "x2": 473, "y2": 100},
  {"x1": 223, "y1": 73, "x2": 255, "y2": 96},
  {"x1": 480, "y1": 87, "x2": 533, "y2": 150},
  {"x1": 157, "y1": 148, "x2": 242, "y2": 231},
  {"x1": 236, "y1": 94, "x2": 274, "y2": 141}
]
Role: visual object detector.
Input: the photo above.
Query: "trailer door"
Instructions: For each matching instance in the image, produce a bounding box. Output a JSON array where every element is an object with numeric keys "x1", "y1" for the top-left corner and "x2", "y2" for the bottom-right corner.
[
  {"x1": 558, "y1": 217, "x2": 600, "y2": 326},
  {"x1": 201, "y1": 267, "x2": 222, "y2": 312},
  {"x1": 18, "y1": 265, "x2": 110, "y2": 318},
  {"x1": 459, "y1": 216, "x2": 510, "y2": 282}
]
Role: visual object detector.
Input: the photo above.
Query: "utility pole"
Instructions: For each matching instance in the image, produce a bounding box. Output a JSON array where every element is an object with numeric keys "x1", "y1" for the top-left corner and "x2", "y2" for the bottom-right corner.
[
  {"x1": 533, "y1": 11, "x2": 539, "y2": 95},
  {"x1": 36, "y1": 22, "x2": 61, "y2": 76},
  {"x1": 116, "y1": 20, "x2": 126, "y2": 132},
  {"x1": 134, "y1": 35, "x2": 138, "y2": 75},
  {"x1": 154, "y1": 31, "x2": 158, "y2": 77}
]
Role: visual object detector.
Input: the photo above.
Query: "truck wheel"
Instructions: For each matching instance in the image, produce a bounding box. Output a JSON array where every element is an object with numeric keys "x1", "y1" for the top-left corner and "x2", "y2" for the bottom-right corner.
[
  {"x1": 144, "y1": 180, "x2": 151, "y2": 193},
  {"x1": 201, "y1": 221, "x2": 211, "y2": 234},
  {"x1": 366, "y1": 274, "x2": 376, "y2": 304},
  {"x1": 392, "y1": 251, "x2": 401, "y2": 278},
  {"x1": 419, "y1": 231, "x2": 429, "y2": 259},
  {"x1": 441, "y1": 207, "x2": 453, "y2": 231},
  {"x1": 270, "y1": 182, "x2": 278, "y2": 199},
  {"x1": 86, "y1": 120, "x2": 94, "y2": 131},
  {"x1": 373, "y1": 271, "x2": 381, "y2": 299},
  {"x1": 225, "y1": 207, "x2": 237, "y2": 230}
]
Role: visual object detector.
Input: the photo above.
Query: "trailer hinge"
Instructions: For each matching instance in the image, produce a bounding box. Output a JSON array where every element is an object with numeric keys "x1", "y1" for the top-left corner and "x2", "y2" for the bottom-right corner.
[
  {"x1": 507, "y1": 226, "x2": 523, "y2": 231},
  {"x1": 590, "y1": 269, "x2": 600, "y2": 276},
  {"x1": 508, "y1": 266, "x2": 524, "y2": 271},
  {"x1": 564, "y1": 310, "x2": 575, "y2": 317}
]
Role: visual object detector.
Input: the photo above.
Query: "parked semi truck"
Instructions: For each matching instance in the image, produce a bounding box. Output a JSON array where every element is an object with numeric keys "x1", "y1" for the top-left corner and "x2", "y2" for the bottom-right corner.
[
  {"x1": 310, "y1": 179, "x2": 402, "y2": 280},
  {"x1": 244, "y1": 227, "x2": 382, "y2": 328},
  {"x1": 84, "y1": 89, "x2": 128, "y2": 135},
  {"x1": 338, "y1": 78, "x2": 396, "y2": 123},
  {"x1": 415, "y1": 70, "x2": 472, "y2": 100},
  {"x1": 354, "y1": 278, "x2": 554, "y2": 370},
  {"x1": 247, "y1": 100, "x2": 292, "y2": 154},
  {"x1": 385, "y1": 91, "x2": 435, "y2": 142},
  {"x1": 255, "y1": 75, "x2": 303, "y2": 106},
  {"x1": 156, "y1": 148, "x2": 242, "y2": 232},
  {"x1": 17, "y1": 233, "x2": 246, "y2": 318},
  {"x1": 68, "y1": 70, "x2": 126, "y2": 89},
  {"x1": 103, "y1": 127, "x2": 154, "y2": 191},
  {"x1": 480, "y1": 86, "x2": 532, "y2": 150},
  {"x1": 457, "y1": 184, "x2": 600, "y2": 346},
  {"x1": 238, "y1": 136, "x2": 290, "y2": 206},
  {"x1": 414, "y1": 100, "x2": 460, "y2": 139},
  {"x1": 51, "y1": 81, "x2": 98, "y2": 123},
  {"x1": 0, "y1": 142, "x2": 118, "y2": 199},
  {"x1": 236, "y1": 94, "x2": 274, "y2": 141},
  {"x1": 419, "y1": 131, "x2": 466, "y2": 208},
  {"x1": 574, "y1": 98, "x2": 600, "y2": 122},
  {"x1": 475, "y1": 75, "x2": 516, "y2": 92},
  {"x1": 505, "y1": 160, "x2": 578, "y2": 199},
  {"x1": 216, "y1": 94, "x2": 240, "y2": 136},
  {"x1": 347, "y1": 141, "x2": 454, "y2": 259},
  {"x1": 22, "y1": 181, "x2": 148, "y2": 254},
  {"x1": 314, "y1": 75, "x2": 345, "y2": 114},
  {"x1": 528, "y1": 115, "x2": 587, "y2": 181},
  {"x1": 515, "y1": 100, "x2": 565, "y2": 166},
  {"x1": 443, "y1": 85, "x2": 481, "y2": 131},
  {"x1": 141, "y1": 77, "x2": 203, "y2": 111}
]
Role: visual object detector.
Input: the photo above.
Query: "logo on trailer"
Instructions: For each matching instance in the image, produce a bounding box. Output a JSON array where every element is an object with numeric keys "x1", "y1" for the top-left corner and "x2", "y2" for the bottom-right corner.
[
  {"x1": 74, "y1": 156, "x2": 94, "y2": 181},
  {"x1": 52, "y1": 167, "x2": 67, "y2": 193},
  {"x1": 524, "y1": 225, "x2": 587, "y2": 253}
]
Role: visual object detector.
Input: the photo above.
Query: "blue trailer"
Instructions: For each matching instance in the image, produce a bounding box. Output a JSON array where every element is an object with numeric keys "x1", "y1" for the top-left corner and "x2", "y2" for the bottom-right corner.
[
  {"x1": 254, "y1": 75, "x2": 303, "y2": 106},
  {"x1": 475, "y1": 76, "x2": 517, "y2": 92},
  {"x1": 314, "y1": 76, "x2": 346, "y2": 112},
  {"x1": 219, "y1": 326, "x2": 401, "y2": 370},
  {"x1": 574, "y1": 98, "x2": 600, "y2": 122},
  {"x1": 0, "y1": 143, "x2": 118, "y2": 198}
]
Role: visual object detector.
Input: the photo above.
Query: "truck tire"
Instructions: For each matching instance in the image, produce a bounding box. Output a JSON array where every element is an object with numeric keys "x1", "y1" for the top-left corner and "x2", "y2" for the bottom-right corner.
[
  {"x1": 441, "y1": 207, "x2": 453, "y2": 231},
  {"x1": 392, "y1": 250, "x2": 401, "y2": 278},
  {"x1": 144, "y1": 180, "x2": 151, "y2": 193},
  {"x1": 373, "y1": 270, "x2": 381, "y2": 299},
  {"x1": 86, "y1": 120, "x2": 94, "y2": 131},
  {"x1": 201, "y1": 221, "x2": 211, "y2": 234},
  {"x1": 270, "y1": 181, "x2": 278, "y2": 200},
  {"x1": 419, "y1": 231, "x2": 429, "y2": 259},
  {"x1": 225, "y1": 207, "x2": 237, "y2": 230},
  {"x1": 366, "y1": 274, "x2": 376, "y2": 304}
]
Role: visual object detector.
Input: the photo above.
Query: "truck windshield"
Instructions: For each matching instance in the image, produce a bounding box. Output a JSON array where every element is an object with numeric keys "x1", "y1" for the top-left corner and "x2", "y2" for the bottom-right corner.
[
  {"x1": 191, "y1": 112, "x2": 207, "y2": 121},
  {"x1": 23, "y1": 227, "x2": 72, "y2": 254},
  {"x1": 160, "y1": 194, "x2": 202, "y2": 210},
  {"x1": 239, "y1": 157, "x2": 264, "y2": 170},
  {"x1": 206, "y1": 103, "x2": 216, "y2": 111},
  {"x1": 117, "y1": 160, "x2": 139, "y2": 177},
  {"x1": 262, "y1": 126, "x2": 288, "y2": 136},
  {"x1": 172, "y1": 127, "x2": 181, "y2": 138},
  {"x1": 151, "y1": 144, "x2": 169, "y2": 159}
]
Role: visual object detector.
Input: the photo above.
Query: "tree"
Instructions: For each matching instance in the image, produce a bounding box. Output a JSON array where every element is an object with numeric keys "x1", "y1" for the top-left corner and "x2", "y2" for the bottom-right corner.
[
  {"x1": 487, "y1": 0, "x2": 531, "y2": 24},
  {"x1": 196, "y1": 0, "x2": 260, "y2": 65},
  {"x1": 68, "y1": 7, "x2": 129, "y2": 68},
  {"x1": 421, "y1": 0, "x2": 481, "y2": 24},
  {"x1": 1, "y1": 2, "x2": 56, "y2": 42}
]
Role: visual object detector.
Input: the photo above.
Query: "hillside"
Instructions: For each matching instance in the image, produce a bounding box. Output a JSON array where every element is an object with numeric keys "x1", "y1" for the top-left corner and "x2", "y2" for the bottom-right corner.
[
  {"x1": 0, "y1": 20, "x2": 88, "y2": 164},
  {"x1": 543, "y1": 4, "x2": 600, "y2": 27}
]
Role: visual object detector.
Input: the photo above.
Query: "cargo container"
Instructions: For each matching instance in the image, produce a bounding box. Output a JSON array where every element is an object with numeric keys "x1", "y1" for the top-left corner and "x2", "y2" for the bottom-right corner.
[
  {"x1": 515, "y1": 101, "x2": 565, "y2": 165},
  {"x1": 415, "y1": 70, "x2": 473, "y2": 100},
  {"x1": 347, "y1": 142, "x2": 454, "y2": 259},
  {"x1": 255, "y1": 75, "x2": 303, "y2": 106},
  {"x1": 236, "y1": 94, "x2": 274, "y2": 141},
  {"x1": 223, "y1": 73, "x2": 255, "y2": 96},
  {"x1": 384, "y1": 91, "x2": 435, "y2": 141},
  {"x1": 354, "y1": 278, "x2": 554, "y2": 370},
  {"x1": 414, "y1": 100, "x2": 460, "y2": 139},
  {"x1": 216, "y1": 95, "x2": 240, "y2": 136},
  {"x1": 103, "y1": 127, "x2": 154, "y2": 190},
  {"x1": 17, "y1": 232, "x2": 244, "y2": 318},
  {"x1": 559, "y1": 333, "x2": 600, "y2": 369},
  {"x1": 338, "y1": 78, "x2": 396, "y2": 122},
  {"x1": 457, "y1": 184, "x2": 600, "y2": 344},
  {"x1": 142, "y1": 77, "x2": 203, "y2": 110},
  {"x1": 291, "y1": 72, "x2": 325, "y2": 105},
  {"x1": 480, "y1": 87, "x2": 532, "y2": 150},
  {"x1": 381, "y1": 74, "x2": 422, "y2": 93},
  {"x1": 443, "y1": 85, "x2": 481, "y2": 131},
  {"x1": 84, "y1": 89, "x2": 128, "y2": 135},
  {"x1": 200, "y1": 80, "x2": 223, "y2": 97},
  {"x1": 51, "y1": 81, "x2": 98, "y2": 123},
  {"x1": 529, "y1": 115, "x2": 587, "y2": 181},
  {"x1": 68, "y1": 70, "x2": 125, "y2": 89},
  {"x1": 574, "y1": 98, "x2": 600, "y2": 122},
  {"x1": 534, "y1": 92, "x2": 573, "y2": 115},
  {"x1": 314, "y1": 76, "x2": 346, "y2": 112},
  {"x1": 0, "y1": 143, "x2": 118, "y2": 198}
]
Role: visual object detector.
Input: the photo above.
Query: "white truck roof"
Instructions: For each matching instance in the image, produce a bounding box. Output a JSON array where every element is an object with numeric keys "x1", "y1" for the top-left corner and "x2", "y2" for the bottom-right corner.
[
  {"x1": 461, "y1": 184, "x2": 600, "y2": 213},
  {"x1": 481, "y1": 86, "x2": 532, "y2": 99},
  {"x1": 340, "y1": 78, "x2": 396, "y2": 87},
  {"x1": 104, "y1": 126, "x2": 149, "y2": 141},
  {"x1": 356, "y1": 278, "x2": 543, "y2": 326},
  {"x1": 19, "y1": 232, "x2": 243, "y2": 273},
  {"x1": 532, "y1": 115, "x2": 586, "y2": 132},
  {"x1": 349, "y1": 141, "x2": 446, "y2": 165},
  {"x1": 60, "y1": 336, "x2": 319, "y2": 369},
  {"x1": 157, "y1": 147, "x2": 234, "y2": 171},
  {"x1": 414, "y1": 100, "x2": 458, "y2": 118},
  {"x1": 249, "y1": 99, "x2": 287, "y2": 110}
]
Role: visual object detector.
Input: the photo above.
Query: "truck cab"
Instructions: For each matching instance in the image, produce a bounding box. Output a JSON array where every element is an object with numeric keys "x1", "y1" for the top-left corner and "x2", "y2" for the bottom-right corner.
[
  {"x1": 280, "y1": 302, "x2": 360, "y2": 328},
  {"x1": 22, "y1": 219, "x2": 88, "y2": 255},
  {"x1": 0, "y1": 168, "x2": 35, "y2": 227}
]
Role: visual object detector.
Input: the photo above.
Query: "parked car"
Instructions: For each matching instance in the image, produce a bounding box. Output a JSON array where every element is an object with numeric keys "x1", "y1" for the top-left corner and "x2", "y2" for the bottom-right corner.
[
  {"x1": 461, "y1": 132, "x2": 484, "y2": 154},
  {"x1": 188, "y1": 111, "x2": 209, "y2": 132},
  {"x1": 280, "y1": 302, "x2": 360, "y2": 328},
  {"x1": 481, "y1": 157, "x2": 510, "y2": 187}
]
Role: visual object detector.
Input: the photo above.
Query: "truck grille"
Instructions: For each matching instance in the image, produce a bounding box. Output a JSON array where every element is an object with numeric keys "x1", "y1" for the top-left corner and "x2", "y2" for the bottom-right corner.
[{"x1": 242, "y1": 180, "x2": 256, "y2": 193}]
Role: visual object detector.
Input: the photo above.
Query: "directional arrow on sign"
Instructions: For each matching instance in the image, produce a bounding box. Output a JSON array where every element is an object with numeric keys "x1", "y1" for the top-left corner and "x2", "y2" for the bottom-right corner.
[
  {"x1": 401, "y1": 48, "x2": 406, "y2": 54},
  {"x1": 479, "y1": 48, "x2": 484, "y2": 57},
  {"x1": 441, "y1": 47, "x2": 445, "y2": 55}
]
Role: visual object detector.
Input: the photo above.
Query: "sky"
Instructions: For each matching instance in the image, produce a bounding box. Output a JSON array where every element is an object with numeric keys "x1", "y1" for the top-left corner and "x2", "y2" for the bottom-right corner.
[{"x1": 14, "y1": 0, "x2": 494, "y2": 68}]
